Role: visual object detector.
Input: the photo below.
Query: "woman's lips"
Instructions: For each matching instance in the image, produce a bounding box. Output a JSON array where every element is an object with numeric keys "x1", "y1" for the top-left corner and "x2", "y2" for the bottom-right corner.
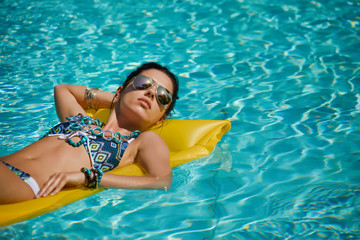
[{"x1": 138, "y1": 98, "x2": 151, "y2": 109}]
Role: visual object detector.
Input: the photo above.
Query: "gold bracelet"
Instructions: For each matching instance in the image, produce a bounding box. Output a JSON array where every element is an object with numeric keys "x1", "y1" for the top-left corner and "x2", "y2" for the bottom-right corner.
[
  {"x1": 85, "y1": 87, "x2": 91, "y2": 109},
  {"x1": 90, "y1": 88, "x2": 98, "y2": 109},
  {"x1": 84, "y1": 87, "x2": 100, "y2": 109}
]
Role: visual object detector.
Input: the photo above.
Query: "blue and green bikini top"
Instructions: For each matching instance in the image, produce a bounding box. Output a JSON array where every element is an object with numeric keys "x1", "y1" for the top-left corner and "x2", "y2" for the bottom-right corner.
[{"x1": 43, "y1": 114, "x2": 140, "y2": 172}]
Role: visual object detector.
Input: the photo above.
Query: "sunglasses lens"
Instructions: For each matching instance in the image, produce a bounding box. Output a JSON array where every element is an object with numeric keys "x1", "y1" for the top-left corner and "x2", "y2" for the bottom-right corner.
[
  {"x1": 157, "y1": 86, "x2": 172, "y2": 105},
  {"x1": 133, "y1": 75, "x2": 153, "y2": 90}
]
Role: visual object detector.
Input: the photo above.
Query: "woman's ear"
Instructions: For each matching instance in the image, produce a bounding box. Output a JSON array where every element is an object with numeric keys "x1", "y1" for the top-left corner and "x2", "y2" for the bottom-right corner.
[
  {"x1": 110, "y1": 86, "x2": 123, "y2": 110},
  {"x1": 155, "y1": 114, "x2": 166, "y2": 125},
  {"x1": 115, "y1": 86, "x2": 123, "y2": 100}
]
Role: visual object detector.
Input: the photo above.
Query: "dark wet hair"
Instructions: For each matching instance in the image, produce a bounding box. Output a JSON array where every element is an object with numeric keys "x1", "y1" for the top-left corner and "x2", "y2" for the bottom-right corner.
[{"x1": 122, "y1": 62, "x2": 179, "y2": 116}]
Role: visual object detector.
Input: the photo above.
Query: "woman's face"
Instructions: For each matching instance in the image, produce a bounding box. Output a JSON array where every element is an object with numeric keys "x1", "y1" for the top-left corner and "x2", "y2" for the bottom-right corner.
[{"x1": 118, "y1": 68, "x2": 174, "y2": 130}]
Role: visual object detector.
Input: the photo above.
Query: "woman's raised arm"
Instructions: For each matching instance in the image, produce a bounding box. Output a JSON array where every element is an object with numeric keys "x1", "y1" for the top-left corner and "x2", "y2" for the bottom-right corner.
[{"x1": 54, "y1": 84, "x2": 116, "y2": 122}]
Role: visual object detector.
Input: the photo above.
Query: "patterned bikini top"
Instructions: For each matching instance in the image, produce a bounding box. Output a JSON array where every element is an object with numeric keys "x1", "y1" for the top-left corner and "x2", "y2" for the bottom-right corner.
[{"x1": 42, "y1": 114, "x2": 140, "y2": 172}]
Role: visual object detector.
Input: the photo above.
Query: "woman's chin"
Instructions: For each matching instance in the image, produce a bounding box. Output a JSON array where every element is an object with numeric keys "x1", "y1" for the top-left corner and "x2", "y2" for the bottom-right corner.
[{"x1": 119, "y1": 105, "x2": 162, "y2": 130}]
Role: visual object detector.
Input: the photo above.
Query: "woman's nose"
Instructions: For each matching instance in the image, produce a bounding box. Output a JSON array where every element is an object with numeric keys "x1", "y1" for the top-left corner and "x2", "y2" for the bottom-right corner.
[{"x1": 145, "y1": 87, "x2": 156, "y2": 100}]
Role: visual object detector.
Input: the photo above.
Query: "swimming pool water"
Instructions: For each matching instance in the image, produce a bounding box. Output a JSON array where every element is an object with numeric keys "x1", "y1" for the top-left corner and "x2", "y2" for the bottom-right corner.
[{"x1": 1, "y1": 0, "x2": 359, "y2": 239}]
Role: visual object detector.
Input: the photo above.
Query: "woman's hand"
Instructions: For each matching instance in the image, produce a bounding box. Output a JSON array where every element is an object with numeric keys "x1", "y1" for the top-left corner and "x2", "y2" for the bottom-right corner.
[{"x1": 36, "y1": 172, "x2": 85, "y2": 198}]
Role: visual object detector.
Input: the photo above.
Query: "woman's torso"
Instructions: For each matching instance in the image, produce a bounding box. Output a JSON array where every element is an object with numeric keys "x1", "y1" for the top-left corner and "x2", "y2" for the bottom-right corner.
[
  {"x1": 3, "y1": 136, "x2": 91, "y2": 186},
  {"x1": 1, "y1": 115, "x2": 138, "y2": 187}
]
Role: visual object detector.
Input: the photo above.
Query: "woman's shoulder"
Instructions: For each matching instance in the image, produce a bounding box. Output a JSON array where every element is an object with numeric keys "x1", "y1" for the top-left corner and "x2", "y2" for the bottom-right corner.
[
  {"x1": 134, "y1": 130, "x2": 169, "y2": 151},
  {"x1": 136, "y1": 130, "x2": 165, "y2": 143},
  {"x1": 133, "y1": 130, "x2": 170, "y2": 168}
]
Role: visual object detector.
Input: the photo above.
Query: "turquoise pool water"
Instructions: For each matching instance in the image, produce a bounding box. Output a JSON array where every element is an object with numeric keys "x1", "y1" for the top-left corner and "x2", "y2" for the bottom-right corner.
[{"x1": 1, "y1": 0, "x2": 359, "y2": 239}]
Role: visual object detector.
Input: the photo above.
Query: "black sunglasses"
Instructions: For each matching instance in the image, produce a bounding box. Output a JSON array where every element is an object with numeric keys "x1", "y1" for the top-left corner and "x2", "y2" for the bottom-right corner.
[{"x1": 132, "y1": 75, "x2": 173, "y2": 106}]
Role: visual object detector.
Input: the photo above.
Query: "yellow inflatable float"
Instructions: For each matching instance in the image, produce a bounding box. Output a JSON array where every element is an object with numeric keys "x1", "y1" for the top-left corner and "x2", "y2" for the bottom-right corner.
[{"x1": 0, "y1": 109, "x2": 231, "y2": 226}]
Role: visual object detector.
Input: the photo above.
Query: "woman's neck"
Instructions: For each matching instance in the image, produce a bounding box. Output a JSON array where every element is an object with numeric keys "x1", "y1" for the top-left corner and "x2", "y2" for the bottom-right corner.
[{"x1": 102, "y1": 107, "x2": 141, "y2": 134}]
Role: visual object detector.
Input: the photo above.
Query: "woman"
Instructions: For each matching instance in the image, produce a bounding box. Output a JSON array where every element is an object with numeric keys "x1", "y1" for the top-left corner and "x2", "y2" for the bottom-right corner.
[{"x1": 0, "y1": 62, "x2": 179, "y2": 204}]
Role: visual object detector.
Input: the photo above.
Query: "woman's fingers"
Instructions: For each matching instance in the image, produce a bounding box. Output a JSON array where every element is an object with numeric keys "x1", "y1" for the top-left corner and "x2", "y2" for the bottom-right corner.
[
  {"x1": 48, "y1": 174, "x2": 67, "y2": 196},
  {"x1": 36, "y1": 172, "x2": 85, "y2": 198},
  {"x1": 36, "y1": 173, "x2": 68, "y2": 198}
]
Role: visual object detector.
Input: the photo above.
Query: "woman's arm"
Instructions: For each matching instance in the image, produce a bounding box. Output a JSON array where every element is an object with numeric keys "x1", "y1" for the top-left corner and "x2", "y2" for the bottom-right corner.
[
  {"x1": 100, "y1": 131, "x2": 172, "y2": 190},
  {"x1": 54, "y1": 84, "x2": 116, "y2": 122},
  {"x1": 36, "y1": 132, "x2": 172, "y2": 198}
]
